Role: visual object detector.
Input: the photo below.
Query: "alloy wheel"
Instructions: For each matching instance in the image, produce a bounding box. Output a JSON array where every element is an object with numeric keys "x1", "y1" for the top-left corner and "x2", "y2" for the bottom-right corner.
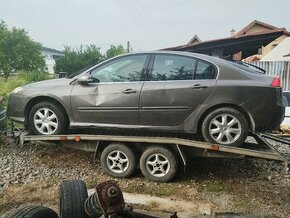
[
  {"x1": 209, "y1": 113, "x2": 242, "y2": 144},
  {"x1": 145, "y1": 153, "x2": 170, "y2": 177},
  {"x1": 33, "y1": 108, "x2": 59, "y2": 135},
  {"x1": 106, "y1": 150, "x2": 129, "y2": 174}
]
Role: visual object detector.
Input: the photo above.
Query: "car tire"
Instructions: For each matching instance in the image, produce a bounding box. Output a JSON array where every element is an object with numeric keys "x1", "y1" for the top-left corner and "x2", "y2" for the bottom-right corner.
[
  {"x1": 7, "y1": 205, "x2": 58, "y2": 218},
  {"x1": 140, "y1": 146, "x2": 178, "y2": 182},
  {"x1": 100, "y1": 143, "x2": 137, "y2": 178},
  {"x1": 29, "y1": 101, "x2": 68, "y2": 135},
  {"x1": 201, "y1": 107, "x2": 248, "y2": 147},
  {"x1": 59, "y1": 180, "x2": 89, "y2": 218}
]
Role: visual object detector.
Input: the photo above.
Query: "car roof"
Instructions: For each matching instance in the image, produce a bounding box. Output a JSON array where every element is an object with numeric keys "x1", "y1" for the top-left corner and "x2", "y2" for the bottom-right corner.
[{"x1": 125, "y1": 51, "x2": 224, "y2": 65}]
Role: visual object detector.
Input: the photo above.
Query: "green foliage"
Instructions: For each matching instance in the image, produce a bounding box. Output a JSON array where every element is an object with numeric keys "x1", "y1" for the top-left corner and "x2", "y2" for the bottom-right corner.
[
  {"x1": 0, "y1": 71, "x2": 51, "y2": 107},
  {"x1": 0, "y1": 21, "x2": 45, "y2": 80},
  {"x1": 106, "y1": 45, "x2": 126, "y2": 59},
  {"x1": 55, "y1": 44, "x2": 127, "y2": 75},
  {"x1": 54, "y1": 45, "x2": 103, "y2": 75}
]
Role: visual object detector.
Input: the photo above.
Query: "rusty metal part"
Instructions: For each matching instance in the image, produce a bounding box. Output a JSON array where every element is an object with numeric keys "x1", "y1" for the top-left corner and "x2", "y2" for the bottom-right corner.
[
  {"x1": 96, "y1": 180, "x2": 125, "y2": 216},
  {"x1": 84, "y1": 180, "x2": 125, "y2": 217}
]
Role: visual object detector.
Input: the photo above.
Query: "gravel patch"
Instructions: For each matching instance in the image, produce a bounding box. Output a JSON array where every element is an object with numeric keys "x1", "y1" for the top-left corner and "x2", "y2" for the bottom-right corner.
[{"x1": 0, "y1": 134, "x2": 289, "y2": 217}]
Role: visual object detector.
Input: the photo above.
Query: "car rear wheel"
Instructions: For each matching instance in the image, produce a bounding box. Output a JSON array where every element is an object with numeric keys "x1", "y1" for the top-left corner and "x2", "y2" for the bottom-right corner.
[
  {"x1": 140, "y1": 146, "x2": 177, "y2": 182},
  {"x1": 100, "y1": 143, "x2": 137, "y2": 178},
  {"x1": 29, "y1": 102, "x2": 68, "y2": 135},
  {"x1": 201, "y1": 107, "x2": 248, "y2": 147}
]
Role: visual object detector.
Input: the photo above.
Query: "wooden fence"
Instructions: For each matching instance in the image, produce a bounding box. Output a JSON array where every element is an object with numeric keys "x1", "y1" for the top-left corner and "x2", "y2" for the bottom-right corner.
[{"x1": 248, "y1": 61, "x2": 290, "y2": 91}]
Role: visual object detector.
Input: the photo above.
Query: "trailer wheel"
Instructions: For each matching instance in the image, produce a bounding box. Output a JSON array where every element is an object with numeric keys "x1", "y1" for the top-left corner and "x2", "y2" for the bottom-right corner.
[
  {"x1": 59, "y1": 180, "x2": 89, "y2": 218},
  {"x1": 100, "y1": 143, "x2": 136, "y2": 178},
  {"x1": 7, "y1": 205, "x2": 58, "y2": 218},
  {"x1": 201, "y1": 107, "x2": 248, "y2": 147},
  {"x1": 140, "y1": 146, "x2": 177, "y2": 182}
]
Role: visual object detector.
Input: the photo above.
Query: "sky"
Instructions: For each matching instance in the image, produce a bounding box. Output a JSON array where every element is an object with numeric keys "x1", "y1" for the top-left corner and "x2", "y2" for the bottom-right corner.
[{"x1": 0, "y1": 0, "x2": 290, "y2": 52}]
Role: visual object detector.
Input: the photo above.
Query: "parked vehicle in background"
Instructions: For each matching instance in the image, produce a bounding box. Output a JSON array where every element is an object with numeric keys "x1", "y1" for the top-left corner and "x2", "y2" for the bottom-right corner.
[
  {"x1": 7, "y1": 51, "x2": 284, "y2": 147},
  {"x1": 0, "y1": 96, "x2": 7, "y2": 131},
  {"x1": 281, "y1": 91, "x2": 290, "y2": 126}
]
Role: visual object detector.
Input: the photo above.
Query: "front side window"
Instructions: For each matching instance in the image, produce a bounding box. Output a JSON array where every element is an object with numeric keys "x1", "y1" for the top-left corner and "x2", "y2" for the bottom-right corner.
[
  {"x1": 150, "y1": 55, "x2": 196, "y2": 81},
  {"x1": 91, "y1": 55, "x2": 147, "y2": 82}
]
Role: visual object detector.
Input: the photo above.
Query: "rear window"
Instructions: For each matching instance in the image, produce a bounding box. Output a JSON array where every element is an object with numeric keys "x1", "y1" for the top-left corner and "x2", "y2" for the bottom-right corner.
[{"x1": 228, "y1": 61, "x2": 266, "y2": 74}]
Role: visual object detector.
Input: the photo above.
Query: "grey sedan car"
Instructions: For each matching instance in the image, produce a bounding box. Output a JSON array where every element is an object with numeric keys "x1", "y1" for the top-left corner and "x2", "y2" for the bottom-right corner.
[{"x1": 8, "y1": 51, "x2": 284, "y2": 146}]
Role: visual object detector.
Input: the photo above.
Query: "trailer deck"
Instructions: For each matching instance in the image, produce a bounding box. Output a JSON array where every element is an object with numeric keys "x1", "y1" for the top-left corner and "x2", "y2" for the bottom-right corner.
[{"x1": 18, "y1": 131, "x2": 289, "y2": 162}]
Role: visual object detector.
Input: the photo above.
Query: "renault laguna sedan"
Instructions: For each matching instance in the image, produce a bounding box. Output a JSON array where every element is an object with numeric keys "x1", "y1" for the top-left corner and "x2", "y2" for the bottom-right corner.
[{"x1": 8, "y1": 51, "x2": 284, "y2": 147}]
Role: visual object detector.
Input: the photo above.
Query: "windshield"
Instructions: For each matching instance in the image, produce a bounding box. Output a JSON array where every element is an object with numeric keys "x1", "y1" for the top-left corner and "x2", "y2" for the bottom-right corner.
[{"x1": 67, "y1": 59, "x2": 107, "y2": 78}]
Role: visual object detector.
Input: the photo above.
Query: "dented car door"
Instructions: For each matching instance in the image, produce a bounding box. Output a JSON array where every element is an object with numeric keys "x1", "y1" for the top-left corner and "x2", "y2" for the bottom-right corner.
[{"x1": 70, "y1": 54, "x2": 149, "y2": 126}]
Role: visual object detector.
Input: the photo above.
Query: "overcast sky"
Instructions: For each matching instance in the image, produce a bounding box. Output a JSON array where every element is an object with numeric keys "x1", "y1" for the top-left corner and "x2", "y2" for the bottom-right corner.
[{"x1": 1, "y1": 0, "x2": 289, "y2": 51}]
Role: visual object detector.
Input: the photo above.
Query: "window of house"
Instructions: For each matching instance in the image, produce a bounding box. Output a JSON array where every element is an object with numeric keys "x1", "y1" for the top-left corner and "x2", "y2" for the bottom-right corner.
[
  {"x1": 150, "y1": 55, "x2": 196, "y2": 81},
  {"x1": 91, "y1": 55, "x2": 147, "y2": 82}
]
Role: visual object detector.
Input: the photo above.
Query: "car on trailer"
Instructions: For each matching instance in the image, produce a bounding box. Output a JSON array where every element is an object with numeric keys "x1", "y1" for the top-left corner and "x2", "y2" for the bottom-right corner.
[{"x1": 8, "y1": 51, "x2": 284, "y2": 148}]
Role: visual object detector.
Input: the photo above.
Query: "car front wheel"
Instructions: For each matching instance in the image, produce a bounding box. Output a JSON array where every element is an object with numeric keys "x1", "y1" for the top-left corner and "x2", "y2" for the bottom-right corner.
[
  {"x1": 29, "y1": 101, "x2": 68, "y2": 135},
  {"x1": 201, "y1": 107, "x2": 248, "y2": 147}
]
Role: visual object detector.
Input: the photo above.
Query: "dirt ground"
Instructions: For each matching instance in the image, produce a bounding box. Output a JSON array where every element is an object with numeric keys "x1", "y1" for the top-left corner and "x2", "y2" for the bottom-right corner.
[{"x1": 0, "y1": 135, "x2": 289, "y2": 217}]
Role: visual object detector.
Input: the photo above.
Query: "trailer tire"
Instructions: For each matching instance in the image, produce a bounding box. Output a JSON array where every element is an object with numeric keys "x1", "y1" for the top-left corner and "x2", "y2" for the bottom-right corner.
[
  {"x1": 59, "y1": 180, "x2": 89, "y2": 218},
  {"x1": 202, "y1": 107, "x2": 248, "y2": 147},
  {"x1": 100, "y1": 143, "x2": 137, "y2": 178},
  {"x1": 7, "y1": 205, "x2": 58, "y2": 218},
  {"x1": 140, "y1": 146, "x2": 177, "y2": 182}
]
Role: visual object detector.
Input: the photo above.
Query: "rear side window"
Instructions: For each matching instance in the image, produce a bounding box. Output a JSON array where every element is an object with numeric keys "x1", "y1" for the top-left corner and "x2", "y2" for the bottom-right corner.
[
  {"x1": 150, "y1": 55, "x2": 196, "y2": 81},
  {"x1": 194, "y1": 60, "x2": 216, "y2": 80}
]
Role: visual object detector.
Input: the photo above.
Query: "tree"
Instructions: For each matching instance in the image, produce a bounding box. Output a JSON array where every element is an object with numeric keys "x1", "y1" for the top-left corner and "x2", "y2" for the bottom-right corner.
[
  {"x1": 0, "y1": 21, "x2": 45, "y2": 80},
  {"x1": 55, "y1": 44, "x2": 127, "y2": 75},
  {"x1": 54, "y1": 45, "x2": 103, "y2": 75},
  {"x1": 106, "y1": 45, "x2": 126, "y2": 59}
]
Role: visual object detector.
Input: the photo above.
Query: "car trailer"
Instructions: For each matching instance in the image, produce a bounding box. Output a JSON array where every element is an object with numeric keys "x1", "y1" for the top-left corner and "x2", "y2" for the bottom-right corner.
[{"x1": 16, "y1": 130, "x2": 290, "y2": 182}]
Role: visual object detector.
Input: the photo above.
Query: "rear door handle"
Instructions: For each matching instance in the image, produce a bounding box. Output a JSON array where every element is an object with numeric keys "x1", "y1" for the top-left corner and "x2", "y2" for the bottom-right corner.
[
  {"x1": 122, "y1": 89, "x2": 138, "y2": 94},
  {"x1": 190, "y1": 84, "x2": 208, "y2": 89}
]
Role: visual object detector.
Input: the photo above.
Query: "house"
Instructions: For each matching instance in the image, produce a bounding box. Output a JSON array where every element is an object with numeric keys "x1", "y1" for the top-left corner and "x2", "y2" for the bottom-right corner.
[
  {"x1": 41, "y1": 46, "x2": 64, "y2": 74},
  {"x1": 165, "y1": 20, "x2": 290, "y2": 61},
  {"x1": 261, "y1": 37, "x2": 290, "y2": 61}
]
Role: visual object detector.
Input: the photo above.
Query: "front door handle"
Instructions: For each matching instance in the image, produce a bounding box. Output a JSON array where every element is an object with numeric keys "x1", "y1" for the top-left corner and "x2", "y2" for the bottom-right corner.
[
  {"x1": 122, "y1": 89, "x2": 138, "y2": 94},
  {"x1": 190, "y1": 84, "x2": 208, "y2": 89}
]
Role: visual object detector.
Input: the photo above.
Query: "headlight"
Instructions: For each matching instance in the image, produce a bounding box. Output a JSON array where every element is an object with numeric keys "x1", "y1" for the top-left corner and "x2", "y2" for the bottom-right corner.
[{"x1": 12, "y1": 87, "x2": 23, "y2": 94}]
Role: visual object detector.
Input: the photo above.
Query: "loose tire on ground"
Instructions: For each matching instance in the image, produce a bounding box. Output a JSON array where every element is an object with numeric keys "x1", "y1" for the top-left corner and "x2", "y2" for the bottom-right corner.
[
  {"x1": 59, "y1": 180, "x2": 89, "y2": 218},
  {"x1": 7, "y1": 205, "x2": 58, "y2": 218},
  {"x1": 100, "y1": 143, "x2": 137, "y2": 178},
  {"x1": 140, "y1": 146, "x2": 178, "y2": 182},
  {"x1": 29, "y1": 101, "x2": 68, "y2": 135},
  {"x1": 201, "y1": 107, "x2": 248, "y2": 147}
]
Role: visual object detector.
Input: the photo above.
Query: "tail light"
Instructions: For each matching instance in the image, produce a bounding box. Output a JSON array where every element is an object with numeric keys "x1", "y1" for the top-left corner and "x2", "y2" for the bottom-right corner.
[{"x1": 271, "y1": 77, "x2": 281, "y2": 87}]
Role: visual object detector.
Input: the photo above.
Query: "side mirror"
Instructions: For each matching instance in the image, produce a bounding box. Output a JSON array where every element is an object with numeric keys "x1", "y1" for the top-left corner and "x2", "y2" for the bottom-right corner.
[{"x1": 77, "y1": 74, "x2": 99, "y2": 85}]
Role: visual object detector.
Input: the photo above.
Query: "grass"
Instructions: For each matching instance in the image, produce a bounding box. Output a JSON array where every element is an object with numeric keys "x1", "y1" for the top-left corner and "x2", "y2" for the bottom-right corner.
[
  {"x1": 0, "y1": 180, "x2": 58, "y2": 216},
  {"x1": 0, "y1": 71, "x2": 52, "y2": 107},
  {"x1": 204, "y1": 180, "x2": 225, "y2": 192}
]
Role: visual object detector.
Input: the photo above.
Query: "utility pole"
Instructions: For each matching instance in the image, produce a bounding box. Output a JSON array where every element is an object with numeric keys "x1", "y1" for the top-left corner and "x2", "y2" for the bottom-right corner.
[{"x1": 127, "y1": 41, "x2": 130, "y2": 53}]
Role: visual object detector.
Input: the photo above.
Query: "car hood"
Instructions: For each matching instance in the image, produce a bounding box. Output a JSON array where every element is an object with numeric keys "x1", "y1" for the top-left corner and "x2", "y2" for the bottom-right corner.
[{"x1": 23, "y1": 78, "x2": 71, "y2": 89}]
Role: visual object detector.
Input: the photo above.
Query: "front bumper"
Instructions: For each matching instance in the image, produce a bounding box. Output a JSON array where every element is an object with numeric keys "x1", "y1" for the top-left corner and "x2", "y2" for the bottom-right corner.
[
  {"x1": 0, "y1": 109, "x2": 7, "y2": 131},
  {"x1": 7, "y1": 93, "x2": 29, "y2": 124}
]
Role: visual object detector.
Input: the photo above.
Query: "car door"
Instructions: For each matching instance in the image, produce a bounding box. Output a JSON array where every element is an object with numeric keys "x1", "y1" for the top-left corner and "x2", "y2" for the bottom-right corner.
[
  {"x1": 139, "y1": 54, "x2": 217, "y2": 126},
  {"x1": 70, "y1": 54, "x2": 149, "y2": 126}
]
